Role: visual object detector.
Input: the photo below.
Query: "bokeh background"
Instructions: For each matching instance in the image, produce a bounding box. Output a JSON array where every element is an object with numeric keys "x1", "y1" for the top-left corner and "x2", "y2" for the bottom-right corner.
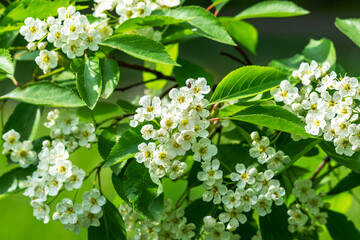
[{"x1": 1, "y1": 0, "x2": 360, "y2": 239}]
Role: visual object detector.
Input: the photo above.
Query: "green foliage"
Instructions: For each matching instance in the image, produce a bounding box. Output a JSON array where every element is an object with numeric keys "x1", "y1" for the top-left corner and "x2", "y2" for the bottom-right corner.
[
  {"x1": 112, "y1": 160, "x2": 164, "y2": 222},
  {"x1": 98, "y1": 124, "x2": 129, "y2": 160},
  {"x1": 335, "y1": 18, "x2": 360, "y2": 48},
  {"x1": 0, "y1": 82, "x2": 85, "y2": 107},
  {"x1": 105, "y1": 125, "x2": 145, "y2": 167},
  {"x1": 0, "y1": 48, "x2": 14, "y2": 75},
  {"x1": 227, "y1": 105, "x2": 311, "y2": 137},
  {"x1": 328, "y1": 172, "x2": 360, "y2": 195},
  {"x1": 4, "y1": 102, "x2": 42, "y2": 141},
  {"x1": 235, "y1": 1, "x2": 309, "y2": 19},
  {"x1": 100, "y1": 58, "x2": 120, "y2": 99},
  {"x1": 325, "y1": 209, "x2": 360, "y2": 240},
  {"x1": 184, "y1": 198, "x2": 215, "y2": 236},
  {"x1": 115, "y1": 15, "x2": 191, "y2": 33},
  {"x1": 0, "y1": 165, "x2": 36, "y2": 199},
  {"x1": 74, "y1": 57, "x2": 102, "y2": 109},
  {"x1": 259, "y1": 204, "x2": 293, "y2": 240},
  {"x1": 302, "y1": 38, "x2": 336, "y2": 69},
  {"x1": 88, "y1": 200, "x2": 127, "y2": 240},
  {"x1": 100, "y1": 34, "x2": 179, "y2": 66},
  {"x1": 156, "y1": 6, "x2": 235, "y2": 45},
  {"x1": 210, "y1": 66, "x2": 287, "y2": 104},
  {"x1": 173, "y1": 58, "x2": 213, "y2": 87}
]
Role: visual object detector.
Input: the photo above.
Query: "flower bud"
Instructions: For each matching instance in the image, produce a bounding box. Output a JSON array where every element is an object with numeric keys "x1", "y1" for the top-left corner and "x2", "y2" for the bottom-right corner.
[
  {"x1": 71, "y1": 126, "x2": 79, "y2": 134},
  {"x1": 27, "y1": 42, "x2": 36, "y2": 51},
  {"x1": 37, "y1": 42, "x2": 47, "y2": 50},
  {"x1": 47, "y1": 16, "x2": 56, "y2": 26},
  {"x1": 42, "y1": 140, "x2": 51, "y2": 147}
]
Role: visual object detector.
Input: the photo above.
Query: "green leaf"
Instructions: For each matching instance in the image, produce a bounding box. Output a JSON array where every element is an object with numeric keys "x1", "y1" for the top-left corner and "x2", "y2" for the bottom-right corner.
[
  {"x1": 74, "y1": 57, "x2": 102, "y2": 110},
  {"x1": 184, "y1": 198, "x2": 215, "y2": 236},
  {"x1": 116, "y1": 99, "x2": 138, "y2": 113},
  {"x1": 112, "y1": 160, "x2": 164, "y2": 222},
  {"x1": 211, "y1": 0, "x2": 231, "y2": 11},
  {"x1": 4, "y1": 103, "x2": 43, "y2": 141},
  {"x1": 0, "y1": 49, "x2": 14, "y2": 75},
  {"x1": 335, "y1": 18, "x2": 360, "y2": 48},
  {"x1": 100, "y1": 34, "x2": 179, "y2": 66},
  {"x1": 155, "y1": 6, "x2": 235, "y2": 45},
  {"x1": 325, "y1": 209, "x2": 360, "y2": 240},
  {"x1": 217, "y1": 144, "x2": 255, "y2": 174},
  {"x1": 0, "y1": 27, "x2": 19, "y2": 49},
  {"x1": 269, "y1": 54, "x2": 306, "y2": 74},
  {"x1": 105, "y1": 125, "x2": 145, "y2": 167},
  {"x1": 100, "y1": 58, "x2": 120, "y2": 99},
  {"x1": 259, "y1": 204, "x2": 293, "y2": 240},
  {"x1": 228, "y1": 105, "x2": 311, "y2": 137},
  {"x1": 77, "y1": 102, "x2": 121, "y2": 122},
  {"x1": 302, "y1": 38, "x2": 336, "y2": 69},
  {"x1": 173, "y1": 58, "x2": 213, "y2": 87},
  {"x1": 0, "y1": 166, "x2": 36, "y2": 199},
  {"x1": 221, "y1": 18, "x2": 258, "y2": 55},
  {"x1": 115, "y1": 15, "x2": 191, "y2": 33},
  {"x1": 210, "y1": 66, "x2": 287, "y2": 104},
  {"x1": 0, "y1": 82, "x2": 85, "y2": 107},
  {"x1": 88, "y1": 200, "x2": 127, "y2": 240},
  {"x1": 328, "y1": 172, "x2": 360, "y2": 195},
  {"x1": 319, "y1": 141, "x2": 360, "y2": 173},
  {"x1": 235, "y1": 1, "x2": 309, "y2": 20},
  {"x1": 98, "y1": 124, "x2": 129, "y2": 160},
  {"x1": 0, "y1": 0, "x2": 69, "y2": 25}
]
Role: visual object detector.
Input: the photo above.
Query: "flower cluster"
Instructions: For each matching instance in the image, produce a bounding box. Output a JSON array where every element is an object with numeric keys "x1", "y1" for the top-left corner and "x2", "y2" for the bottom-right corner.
[
  {"x1": 93, "y1": 0, "x2": 180, "y2": 23},
  {"x1": 23, "y1": 139, "x2": 105, "y2": 233},
  {"x1": 202, "y1": 216, "x2": 240, "y2": 240},
  {"x1": 2, "y1": 130, "x2": 37, "y2": 168},
  {"x1": 198, "y1": 132, "x2": 287, "y2": 233},
  {"x1": 44, "y1": 109, "x2": 97, "y2": 152},
  {"x1": 20, "y1": 5, "x2": 113, "y2": 73},
  {"x1": 271, "y1": 60, "x2": 360, "y2": 156},
  {"x1": 52, "y1": 189, "x2": 106, "y2": 234},
  {"x1": 249, "y1": 131, "x2": 290, "y2": 171},
  {"x1": 287, "y1": 179, "x2": 328, "y2": 234},
  {"x1": 119, "y1": 198, "x2": 195, "y2": 239},
  {"x1": 131, "y1": 77, "x2": 213, "y2": 179}
]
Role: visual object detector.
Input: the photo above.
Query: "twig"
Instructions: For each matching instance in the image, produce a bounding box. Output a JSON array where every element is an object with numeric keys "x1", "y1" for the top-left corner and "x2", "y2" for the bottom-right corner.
[
  {"x1": 310, "y1": 155, "x2": 331, "y2": 182},
  {"x1": 37, "y1": 67, "x2": 65, "y2": 81},
  {"x1": 115, "y1": 59, "x2": 176, "y2": 81},
  {"x1": 220, "y1": 52, "x2": 246, "y2": 65},
  {"x1": 234, "y1": 45, "x2": 252, "y2": 65},
  {"x1": 6, "y1": 74, "x2": 20, "y2": 88},
  {"x1": 115, "y1": 78, "x2": 175, "y2": 92}
]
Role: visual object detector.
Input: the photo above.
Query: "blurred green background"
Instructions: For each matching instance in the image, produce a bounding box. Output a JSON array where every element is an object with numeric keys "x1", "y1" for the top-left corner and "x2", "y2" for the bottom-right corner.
[{"x1": 1, "y1": 0, "x2": 360, "y2": 239}]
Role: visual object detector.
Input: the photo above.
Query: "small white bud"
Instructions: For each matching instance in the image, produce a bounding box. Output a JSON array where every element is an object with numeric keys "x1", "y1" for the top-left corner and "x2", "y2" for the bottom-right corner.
[
  {"x1": 250, "y1": 131, "x2": 260, "y2": 141},
  {"x1": 71, "y1": 126, "x2": 79, "y2": 134},
  {"x1": 54, "y1": 128, "x2": 62, "y2": 137},
  {"x1": 27, "y1": 42, "x2": 36, "y2": 51},
  {"x1": 47, "y1": 16, "x2": 56, "y2": 26},
  {"x1": 86, "y1": 143, "x2": 91, "y2": 149},
  {"x1": 42, "y1": 140, "x2": 51, "y2": 147},
  {"x1": 37, "y1": 42, "x2": 47, "y2": 50}
]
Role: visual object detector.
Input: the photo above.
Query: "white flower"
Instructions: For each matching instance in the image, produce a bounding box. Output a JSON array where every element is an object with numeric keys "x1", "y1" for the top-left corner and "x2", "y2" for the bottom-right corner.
[
  {"x1": 192, "y1": 138, "x2": 218, "y2": 161},
  {"x1": 287, "y1": 205, "x2": 308, "y2": 226},
  {"x1": 168, "y1": 160, "x2": 187, "y2": 179},
  {"x1": 65, "y1": 166, "x2": 85, "y2": 191},
  {"x1": 46, "y1": 175, "x2": 63, "y2": 196},
  {"x1": 266, "y1": 150, "x2": 290, "y2": 171},
  {"x1": 190, "y1": 97, "x2": 210, "y2": 118},
  {"x1": 53, "y1": 198, "x2": 83, "y2": 224},
  {"x1": 249, "y1": 136, "x2": 276, "y2": 164},
  {"x1": 20, "y1": 17, "x2": 47, "y2": 42},
  {"x1": 177, "y1": 223, "x2": 196, "y2": 240},
  {"x1": 82, "y1": 189, "x2": 106, "y2": 214},
  {"x1": 48, "y1": 24, "x2": 68, "y2": 48},
  {"x1": 230, "y1": 164, "x2": 257, "y2": 188},
  {"x1": 75, "y1": 123, "x2": 96, "y2": 147},
  {"x1": 58, "y1": 5, "x2": 77, "y2": 21},
  {"x1": 237, "y1": 188, "x2": 257, "y2": 212},
  {"x1": 31, "y1": 200, "x2": 50, "y2": 224},
  {"x1": 10, "y1": 141, "x2": 37, "y2": 168},
  {"x1": 81, "y1": 28, "x2": 102, "y2": 51},
  {"x1": 222, "y1": 190, "x2": 241, "y2": 209},
  {"x1": 219, "y1": 206, "x2": 247, "y2": 230},
  {"x1": 135, "y1": 142, "x2": 156, "y2": 166},
  {"x1": 139, "y1": 95, "x2": 162, "y2": 121},
  {"x1": 177, "y1": 130, "x2": 197, "y2": 150},
  {"x1": 271, "y1": 80, "x2": 299, "y2": 105},
  {"x1": 336, "y1": 76, "x2": 358, "y2": 97},
  {"x1": 169, "y1": 88, "x2": 192, "y2": 110},
  {"x1": 254, "y1": 194, "x2": 273, "y2": 216},
  {"x1": 334, "y1": 136, "x2": 353, "y2": 156},
  {"x1": 313, "y1": 212, "x2": 328, "y2": 225},
  {"x1": 266, "y1": 185, "x2": 285, "y2": 205},
  {"x1": 292, "y1": 179, "x2": 316, "y2": 203},
  {"x1": 197, "y1": 159, "x2": 223, "y2": 186},
  {"x1": 27, "y1": 42, "x2": 36, "y2": 51},
  {"x1": 35, "y1": 50, "x2": 58, "y2": 74},
  {"x1": 2, "y1": 129, "x2": 21, "y2": 151},
  {"x1": 160, "y1": 113, "x2": 178, "y2": 130},
  {"x1": 79, "y1": 210, "x2": 103, "y2": 228},
  {"x1": 140, "y1": 124, "x2": 156, "y2": 140},
  {"x1": 165, "y1": 133, "x2": 186, "y2": 156},
  {"x1": 253, "y1": 170, "x2": 276, "y2": 193},
  {"x1": 186, "y1": 77, "x2": 211, "y2": 96},
  {"x1": 96, "y1": 22, "x2": 113, "y2": 39},
  {"x1": 157, "y1": 0, "x2": 180, "y2": 7},
  {"x1": 202, "y1": 179, "x2": 227, "y2": 204},
  {"x1": 24, "y1": 176, "x2": 49, "y2": 202},
  {"x1": 49, "y1": 159, "x2": 73, "y2": 182},
  {"x1": 62, "y1": 39, "x2": 86, "y2": 59},
  {"x1": 305, "y1": 195, "x2": 323, "y2": 214}
]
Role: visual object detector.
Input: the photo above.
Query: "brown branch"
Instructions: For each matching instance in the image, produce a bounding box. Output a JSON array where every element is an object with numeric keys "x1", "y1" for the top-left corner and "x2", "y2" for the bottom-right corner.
[
  {"x1": 310, "y1": 155, "x2": 331, "y2": 182},
  {"x1": 234, "y1": 45, "x2": 253, "y2": 65},
  {"x1": 115, "y1": 59, "x2": 176, "y2": 81},
  {"x1": 115, "y1": 78, "x2": 175, "y2": 92},
  {"x1": 220, "y1": 52, "x2": 246, "y2": 65}
]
